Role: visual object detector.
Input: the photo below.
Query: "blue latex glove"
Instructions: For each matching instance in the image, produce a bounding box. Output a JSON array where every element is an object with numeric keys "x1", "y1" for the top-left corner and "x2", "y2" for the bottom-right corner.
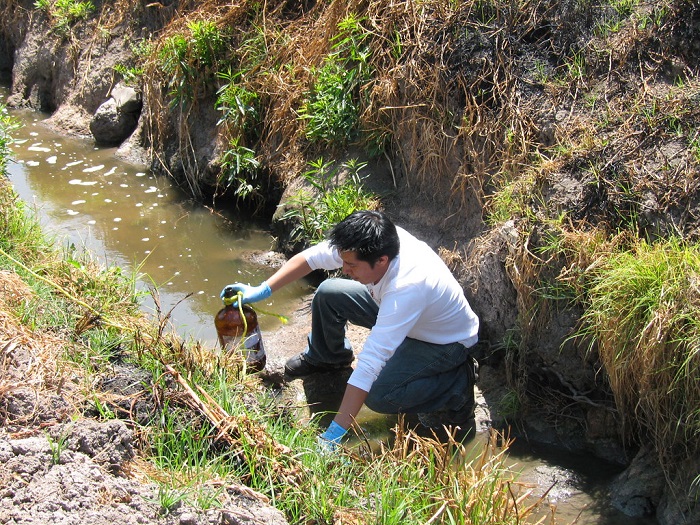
[
  {"x1": 220, "y1": 282, "x2": 272, "y2": 306},
  {"x1": 317, "y1": 420, "x2": 347, "y2": 454}
]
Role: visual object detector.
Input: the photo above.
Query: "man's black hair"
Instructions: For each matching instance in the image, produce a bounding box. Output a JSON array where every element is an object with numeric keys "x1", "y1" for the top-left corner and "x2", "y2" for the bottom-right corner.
[{"x1": 329, "y1": 210, "x2": 400, "y2": 265}]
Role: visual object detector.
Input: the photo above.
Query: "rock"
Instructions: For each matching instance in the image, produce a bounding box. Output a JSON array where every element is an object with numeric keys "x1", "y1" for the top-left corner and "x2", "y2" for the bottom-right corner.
[
  {"x1": 610, "y1": 446, "x2": 665, "y2": 517},
  {"x1": 90, "y1": 83, "x2": 142, "y2": 146}
]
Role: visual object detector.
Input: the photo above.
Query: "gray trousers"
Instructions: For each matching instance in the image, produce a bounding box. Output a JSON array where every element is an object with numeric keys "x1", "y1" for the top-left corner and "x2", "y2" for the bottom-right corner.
[{"x1": 304, "y1": 278, "x2": 474, "y2": 414}]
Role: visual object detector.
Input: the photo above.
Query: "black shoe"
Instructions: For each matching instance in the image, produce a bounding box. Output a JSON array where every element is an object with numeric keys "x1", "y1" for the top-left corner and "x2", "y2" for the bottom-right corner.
[{"x1": 284, "y1": 352, "x2": 352, "y2": 378}]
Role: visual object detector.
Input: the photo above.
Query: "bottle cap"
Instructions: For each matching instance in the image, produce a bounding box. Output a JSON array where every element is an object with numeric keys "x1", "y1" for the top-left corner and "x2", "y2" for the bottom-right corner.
[{"x1": 222, "y1": 286, "x2": 238, "y2": 306}]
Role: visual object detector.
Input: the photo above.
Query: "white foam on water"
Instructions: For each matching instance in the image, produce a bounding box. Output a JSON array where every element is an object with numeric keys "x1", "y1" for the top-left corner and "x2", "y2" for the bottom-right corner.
[
  {"x1": 104, "y1": 167, "x2": 117, "y2": 176},
  {"x1": 83, "y1": 165, "x2": 104, "y2": 173},
  {"x1": 28, "y1": 145, "x2": 50, "y2": 152},
  {"x1": 142, "y1": 238, "x2": 150, "y2": 242},
  {"x1": 105, "y1": 199, "x2": 112, "y2": 203},
  {"x1": 26, "y1": 161, "x2": 40, "y2": 167},
  {"x1": 66, "y1": 160, "x2": 83, "y2": 167},
  {"x1": 136, "y1": 172, "x2": 146, "y2": 177},
  {"x1": 66, "y1": 209, "x2": 79, "y2": 216},
  {"x1": 114, "y1": 218, "x2": 122, "y2": 222},
  {"x1": 68, "y1": 179, "x2": 98, "y2": 186},
  {"x1": 145, "y1": 186, "x2": 158, "y2": 193},
  {"x1": 47, "y1": 156, "x2": 57, "y2": 164},
  {"x1": 71, "y1": 200, "x2": 86, "y2": 205}
]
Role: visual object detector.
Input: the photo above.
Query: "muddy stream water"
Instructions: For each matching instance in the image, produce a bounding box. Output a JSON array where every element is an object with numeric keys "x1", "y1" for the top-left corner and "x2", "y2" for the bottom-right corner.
[{"x1": 2, "y1": 90, "x2": 655, "y2": 525}]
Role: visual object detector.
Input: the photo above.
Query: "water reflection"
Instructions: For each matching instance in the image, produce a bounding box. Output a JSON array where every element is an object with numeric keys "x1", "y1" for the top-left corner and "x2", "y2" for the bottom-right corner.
[{"x1": 3, "y1": 96, "x2": 309, "y2": 347}]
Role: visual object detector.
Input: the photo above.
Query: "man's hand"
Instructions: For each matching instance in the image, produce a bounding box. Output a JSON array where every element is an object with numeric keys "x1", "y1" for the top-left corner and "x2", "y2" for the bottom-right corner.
[
  {"x1": 317, "y1": 420, "x2": 347, "y2": 454},
  {"x1": 220, "y1": 282, "x2": 271, "y2": 306}
]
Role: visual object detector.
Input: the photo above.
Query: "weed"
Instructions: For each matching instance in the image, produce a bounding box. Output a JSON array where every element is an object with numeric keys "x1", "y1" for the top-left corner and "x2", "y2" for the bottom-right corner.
[
  {"x1": 298, "y1": 14, "x2": 373, "y2": 147},
  {"x1": 113, "y1": 63, "x2": 143, "y2": 87},
  {"x1": 219, "y1": 137, "x2": 262, "y2": 204},
  {"x1": 46, "y1": 426, "x2": 72, "y2": 465},
  {"x1": 34, "y1": 0, "x2": 95, "y2": 36},
  {"x1": 0, "y1": 106, "x2": 19, "y2": 173},
  {"x1": 154, "y1": 484, "x2": 188, "y2": 516},
  {"x1": 281, "y1": 158, "x2": 380, "y2": 245},
  {"x1": 576, "y1": 237, "x2": 700, "y2": 470},
  {"x1": 157, "y1": 20, "x2": 228, "y2": 107},
  {"x1": 690, "y1": 130, "x2": 700, "y2": 163},
  {"x1": 216, "y1": 70, "x2": 260, "y2": 136}
]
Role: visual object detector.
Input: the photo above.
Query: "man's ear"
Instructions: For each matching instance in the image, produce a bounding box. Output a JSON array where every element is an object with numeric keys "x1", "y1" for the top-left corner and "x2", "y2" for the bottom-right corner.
[{"x1": 376, "y1": 255, "x2": 389, "y2": 268}]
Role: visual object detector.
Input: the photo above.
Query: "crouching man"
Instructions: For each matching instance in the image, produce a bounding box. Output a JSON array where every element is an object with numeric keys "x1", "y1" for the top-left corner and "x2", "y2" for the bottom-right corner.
[{"x1": 221, "y1": 210, "x2": 479, "y2": 448}]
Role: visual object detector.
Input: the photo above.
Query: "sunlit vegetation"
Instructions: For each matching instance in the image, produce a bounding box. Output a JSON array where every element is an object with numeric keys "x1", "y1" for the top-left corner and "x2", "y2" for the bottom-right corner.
[
  {"x1": 34, "y1": 0, "x2": 94, "y2": 36},
  {"x1": 281, "y1": 157, "x2": 380, "y2": 246},
  {"x1": 0, "y1": 111, "x2": 548, "y2": 522}
]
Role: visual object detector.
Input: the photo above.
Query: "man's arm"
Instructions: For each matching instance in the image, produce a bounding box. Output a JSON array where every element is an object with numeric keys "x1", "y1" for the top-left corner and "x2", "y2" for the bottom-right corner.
[
  {"x1": 266, "y1": 252, "x2": 314, "y2": 291},
  {"x1": 333, "y1": 384, "x2": 368, "y2": 430}
]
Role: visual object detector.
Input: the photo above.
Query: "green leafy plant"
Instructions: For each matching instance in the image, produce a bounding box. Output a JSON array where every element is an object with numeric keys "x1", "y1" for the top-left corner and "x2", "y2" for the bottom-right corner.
[
  {"x1": 113, "y1": 63, "x2": 144, "y2": 87},
  {"x1": 216, "y1": 70, "x2": 260, "y2": 135},
  {"x1": 158, "y1": 20, "x2": 228, "y2": 107},
  {"x1": 34, "y1": 0, "x2": 95, "y2": 36},
  {"x1": 219, "y1": 137, "x2": 261, "y2": 202},
  {"x1": 298, "y1": 14, "x2": 372, "y2": 146},
  {"x1": 282, "y1": 158, "x2": 379, "y2": 245}
]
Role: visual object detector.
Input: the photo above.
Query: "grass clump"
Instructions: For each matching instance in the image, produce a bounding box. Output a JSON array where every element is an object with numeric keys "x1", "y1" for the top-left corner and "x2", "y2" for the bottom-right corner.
[{"x1": 575, "y1": 236, "x2": 700, "y2": 467}]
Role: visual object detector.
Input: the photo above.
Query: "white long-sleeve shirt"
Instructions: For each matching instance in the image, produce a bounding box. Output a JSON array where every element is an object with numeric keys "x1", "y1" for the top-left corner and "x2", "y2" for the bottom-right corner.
[{"x1": 302, "y1": 227, "x2": 480, "y2": 392}]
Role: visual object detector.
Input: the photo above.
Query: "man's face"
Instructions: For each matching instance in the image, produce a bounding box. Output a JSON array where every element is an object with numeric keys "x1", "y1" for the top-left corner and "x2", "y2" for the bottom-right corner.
[{"x1": 340, "y1": 251, "x2": 389, "y2": 285}]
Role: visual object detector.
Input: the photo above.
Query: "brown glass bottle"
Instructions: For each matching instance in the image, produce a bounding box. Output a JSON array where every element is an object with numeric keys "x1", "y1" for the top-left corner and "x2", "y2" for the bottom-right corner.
[{"x1": 214, "y1": 290, "x2": 266, "y2": 372}]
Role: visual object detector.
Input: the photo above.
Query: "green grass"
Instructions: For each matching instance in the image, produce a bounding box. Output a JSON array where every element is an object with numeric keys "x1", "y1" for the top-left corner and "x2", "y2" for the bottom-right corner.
[{"x1": 576, "y1": 236, "x2": 700, "y2": 467}]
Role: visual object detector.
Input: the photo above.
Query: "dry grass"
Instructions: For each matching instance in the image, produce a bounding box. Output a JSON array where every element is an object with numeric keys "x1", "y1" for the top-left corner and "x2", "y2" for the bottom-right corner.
[{"x1": 0, "y1": 271, "x2": 85, "y2": 427}]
